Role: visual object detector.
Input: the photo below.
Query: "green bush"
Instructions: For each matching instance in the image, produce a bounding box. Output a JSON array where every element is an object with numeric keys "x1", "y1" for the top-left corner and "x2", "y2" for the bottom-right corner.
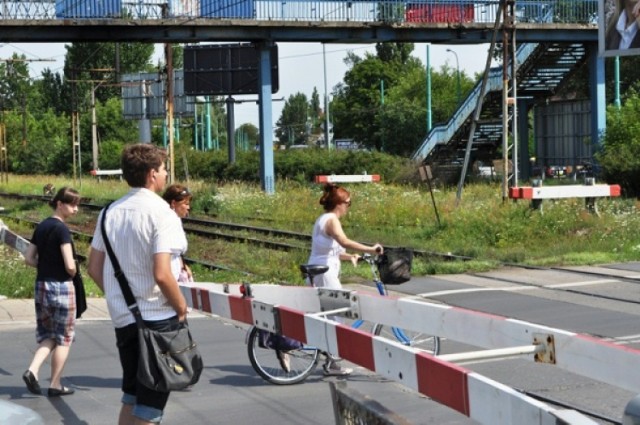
[
  {"x1": 597, "y1": 93, "x2": 640, "y2": 196},
  {"x1": 175, "y1": 147, "x2": 416, "y2": 184}
]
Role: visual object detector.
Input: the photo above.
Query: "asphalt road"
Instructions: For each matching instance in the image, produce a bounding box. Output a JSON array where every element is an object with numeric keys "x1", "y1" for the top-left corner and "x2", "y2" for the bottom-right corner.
[
  {"x1": 1, "y1": 315, "x2": 472, "y2": 425},
  {"x1": 2, "y1": 263, "x2": 640, "y2": 424}
]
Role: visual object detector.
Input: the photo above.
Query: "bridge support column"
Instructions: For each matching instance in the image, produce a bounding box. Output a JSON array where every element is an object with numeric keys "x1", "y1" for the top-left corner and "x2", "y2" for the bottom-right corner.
[
  {"x1": 517, "y1": 98, "x2": 531, "y2": 181},
  {"x1": 589, "y1": 42, "x2": 606, "y2": 154},
  {"x1": 257, "y1": 42, "x2": 275, "y2": 194}
]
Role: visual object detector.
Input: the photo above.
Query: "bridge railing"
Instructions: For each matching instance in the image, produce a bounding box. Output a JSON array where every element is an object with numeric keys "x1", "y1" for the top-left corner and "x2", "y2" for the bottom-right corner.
[
  {"x1": 0, "y1": 0, "x2": 598, "y2": 24},
  {"x1": 411, "y1": 42, "x2": 539, "y2": 162}
]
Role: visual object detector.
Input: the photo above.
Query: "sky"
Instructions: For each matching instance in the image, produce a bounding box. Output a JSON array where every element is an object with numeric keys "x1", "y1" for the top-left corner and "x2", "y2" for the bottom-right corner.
[{"x1": 0, "y1": 42, "x2": 493, "y2": 129}]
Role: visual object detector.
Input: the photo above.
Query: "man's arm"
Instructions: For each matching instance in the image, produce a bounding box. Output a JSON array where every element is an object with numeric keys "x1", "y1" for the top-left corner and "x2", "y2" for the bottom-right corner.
[
  {"x1": 154, "y1": 252, "x2": 188, "y2": 321},
  {"x1": 87, "y1": 248, "x2": 106, "y2": 293}
]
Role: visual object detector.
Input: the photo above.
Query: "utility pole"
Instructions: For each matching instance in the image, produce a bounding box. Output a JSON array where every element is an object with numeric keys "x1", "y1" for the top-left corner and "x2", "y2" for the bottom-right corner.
[
  {"x1": 68, "y1": 70, "x2": 113, "y2": 172},
  {"x1": 323, "y1": 43, "x2": 331, "y2": 149},
  {"x1": 165, "y1": 43, "x2": 175, "y2": 183},
  {"x1": 502, "y1": 0, "x2": 517, "y2": 201},
  {"x1": 446, "y1": 48, "x2": 461, "y2": 106}
]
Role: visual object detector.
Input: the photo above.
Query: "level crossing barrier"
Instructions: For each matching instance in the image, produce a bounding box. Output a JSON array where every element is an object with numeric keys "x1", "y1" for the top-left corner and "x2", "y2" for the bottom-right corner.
[
  {"x1": 314, "y1": 174, "x2": 380, "y2": 184},
  {"x1": 89, "y1": 169, "x2": 123, "y2": 181},
  {"x1": 509, "y1": 178, "x2": 621, "y2": 213},
  {"x1": 180, "y1": 281, "x2": 640, "y2": 424}
]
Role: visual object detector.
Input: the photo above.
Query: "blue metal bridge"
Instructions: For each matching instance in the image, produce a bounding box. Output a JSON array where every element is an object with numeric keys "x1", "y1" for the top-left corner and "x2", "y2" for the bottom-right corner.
[{"x1": 0, "y1": 0, "x2": 603, "y2": 190}]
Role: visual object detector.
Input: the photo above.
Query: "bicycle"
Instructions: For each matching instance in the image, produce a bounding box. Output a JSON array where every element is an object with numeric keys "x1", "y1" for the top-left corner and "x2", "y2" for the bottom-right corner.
[
  {"x1": 351, "y1": 253, "x2": 441, "y2": 355},
  {"x1": 246, "y1": 264, "x2": 326, "y2": 385},
  {"x1": 246, "y1": 256, "x2": 440, "y2": 385}
]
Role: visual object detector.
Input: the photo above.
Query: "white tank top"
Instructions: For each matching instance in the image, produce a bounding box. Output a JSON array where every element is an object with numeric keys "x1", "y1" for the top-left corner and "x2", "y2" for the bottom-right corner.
[{"x1": 307, "y1": 213, "x2": 345, "y2": 289}]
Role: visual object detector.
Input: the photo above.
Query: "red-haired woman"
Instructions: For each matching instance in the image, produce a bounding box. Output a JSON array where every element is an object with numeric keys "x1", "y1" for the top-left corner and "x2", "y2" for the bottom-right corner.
[{"x1": 307, "y1": 183, "x2": 383, "y2": 375}]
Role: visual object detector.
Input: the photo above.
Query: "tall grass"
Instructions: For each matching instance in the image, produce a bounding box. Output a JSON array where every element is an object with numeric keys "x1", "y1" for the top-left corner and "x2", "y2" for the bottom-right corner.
[{"x1": 2, "y1": 174, "x2": 640, "y2": 299}]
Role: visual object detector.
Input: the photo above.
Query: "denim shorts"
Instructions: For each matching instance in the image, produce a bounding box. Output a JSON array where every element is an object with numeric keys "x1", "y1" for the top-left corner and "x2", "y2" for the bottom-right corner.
[{"x1": 115, "y1": 316, "x2": 181, "y2": 423}]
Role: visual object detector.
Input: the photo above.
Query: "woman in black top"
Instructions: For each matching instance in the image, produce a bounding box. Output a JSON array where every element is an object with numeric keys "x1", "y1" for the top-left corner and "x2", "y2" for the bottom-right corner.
[{"x1": 23, "y1": 187, "x2": 81, "y2": 397}]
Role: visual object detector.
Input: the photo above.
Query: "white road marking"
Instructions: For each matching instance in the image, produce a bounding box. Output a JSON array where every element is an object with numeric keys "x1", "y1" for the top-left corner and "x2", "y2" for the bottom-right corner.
[{"x1": 418, "y1": 279, "x2": 618, "y2": 298}]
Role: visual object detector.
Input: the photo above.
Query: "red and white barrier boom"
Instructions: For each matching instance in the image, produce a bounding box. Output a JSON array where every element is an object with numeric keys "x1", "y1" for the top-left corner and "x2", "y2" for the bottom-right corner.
[
  {"x1": 509, "y1": 184, "x2": 621, "y2": 200},
  {"x1": 314, "y1": 174, "x2": 380, "y2": 184},
  {"x1": 181, "y1": 282, "x2": 640, "y2": 425}
]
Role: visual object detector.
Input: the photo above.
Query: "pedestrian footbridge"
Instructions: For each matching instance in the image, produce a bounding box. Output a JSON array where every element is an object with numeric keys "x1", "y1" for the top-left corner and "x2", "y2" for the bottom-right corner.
[{"x1": 0, "y1": 0, "x2": 602, "y2": 190}]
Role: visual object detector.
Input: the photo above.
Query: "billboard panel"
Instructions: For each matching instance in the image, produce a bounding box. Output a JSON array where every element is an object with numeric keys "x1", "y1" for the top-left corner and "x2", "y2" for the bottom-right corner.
[
  {"x1": 183, "y1": 43, "x2": 279, "y2": 96},
  {"x1": 121, "y1": 70, "x2": 195, "y2": 120},
  {"x1": 600, "y1": 0, "x2": 640, "y2": 57}
]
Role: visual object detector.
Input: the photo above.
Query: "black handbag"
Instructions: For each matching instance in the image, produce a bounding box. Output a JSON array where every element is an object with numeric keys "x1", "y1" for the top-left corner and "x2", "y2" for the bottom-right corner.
[
  {"x1": 71, "y1": 242, "x2": 87, "y2": 319},
  {"x1": 100, "y1": 204, "x2": 203, "y2": 392}
]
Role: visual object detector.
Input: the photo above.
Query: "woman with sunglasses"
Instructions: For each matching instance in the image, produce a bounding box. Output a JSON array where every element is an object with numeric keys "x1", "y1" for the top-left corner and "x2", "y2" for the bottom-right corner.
[
  {"x1": 306, "y1": 183, "x2": 383, "y2": 376},
  {"x1": 162, "y1": 184, "x2": 193, "y2": 283}
]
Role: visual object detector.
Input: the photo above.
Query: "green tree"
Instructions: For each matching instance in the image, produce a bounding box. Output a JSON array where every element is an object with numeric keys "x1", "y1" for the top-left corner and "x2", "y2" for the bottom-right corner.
[
  {"x1": 33, "y1": 69, "x2": 69, "y2": 115},
  {"x1": 309, "y1": 87, "x2": 322, "y2": 133},
  {"x1": 64, "y1": 42, "x2": 155, "y2": 109},
  {"x1": 597, "y1": 91, "x2": 640, "y2": 196},
  {"x1": 0, "y1": 55, "x2": 38, "y2": 147},
  {"x1": 0, "y1": 55, "x2": 33, "y2": 113},
  {"x1": 331, "y1": 43, "x2": 421, "y2": 152},
  {"x1": 75, "y1": 97, "x2": 138, "y2": 169},
  {"x1": 275, "y1": 92, "x2": 309, "y2": 146},
  {"x1": 4, "y1": 109, "x2": 72, "y2": 174},
  {"x1": 375, "y1": 42, "x2": 414, "y2": 64},
  {"x1": 237, "y1": 123, "x2": 259, "y2": 150},
  {"x1": 332, "y1": 45, "x2": 475, "y2": 156}
]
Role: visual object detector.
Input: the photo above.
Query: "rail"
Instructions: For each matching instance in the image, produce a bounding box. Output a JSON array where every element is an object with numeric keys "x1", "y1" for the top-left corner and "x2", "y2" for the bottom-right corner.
[{"x1": 0, "y1": 0, "x2": 598, "y2": 24}]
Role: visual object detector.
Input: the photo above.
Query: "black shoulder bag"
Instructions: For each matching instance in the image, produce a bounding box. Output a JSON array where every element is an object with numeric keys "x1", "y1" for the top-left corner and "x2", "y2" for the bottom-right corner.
[
  {"x1": 70, "y1": 240, "x2": 87, "y2": 319},
  {"x1": 100, "y1": 204, "x2": 203, "y2": 393}
]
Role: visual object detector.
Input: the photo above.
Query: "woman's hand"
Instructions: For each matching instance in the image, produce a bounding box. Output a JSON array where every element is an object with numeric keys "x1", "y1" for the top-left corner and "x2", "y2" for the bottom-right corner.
[
  {"x1": 371, "y1": 243, "x2": 384, "y2": 255},
  {"x1": 350, "y1": 254, "x2": 360, "y2": 267}
]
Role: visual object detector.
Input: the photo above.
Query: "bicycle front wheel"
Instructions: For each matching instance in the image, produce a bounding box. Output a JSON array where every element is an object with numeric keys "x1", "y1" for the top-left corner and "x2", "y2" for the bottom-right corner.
[
  {"x1": 373, "y1": 324, "x2": 440, "y2": 355},
  {"x1": 246, "y1": 327, "x2": 320, "y2": 385}
]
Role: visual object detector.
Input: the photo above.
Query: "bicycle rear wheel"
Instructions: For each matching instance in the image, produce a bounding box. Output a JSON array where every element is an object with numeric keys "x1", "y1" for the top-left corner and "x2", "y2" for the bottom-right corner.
[
  {"x1": 246, "y1": 327, "x2": 320, "y2": 385},
  {"x1": 373, "y1": 324, "x2": 440, "y2": 355}
]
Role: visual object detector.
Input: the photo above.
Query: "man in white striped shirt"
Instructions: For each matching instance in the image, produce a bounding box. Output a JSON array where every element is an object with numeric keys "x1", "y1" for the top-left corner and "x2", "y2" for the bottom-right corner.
[{"x1": 88, "y1": 144, "x2": 188, "y2": 425}]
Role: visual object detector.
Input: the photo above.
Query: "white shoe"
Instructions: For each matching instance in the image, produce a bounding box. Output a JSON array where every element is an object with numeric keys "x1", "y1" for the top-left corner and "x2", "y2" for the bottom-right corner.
[{"x1": 323, "y1": 360, "x2": 352, "y2": 376}]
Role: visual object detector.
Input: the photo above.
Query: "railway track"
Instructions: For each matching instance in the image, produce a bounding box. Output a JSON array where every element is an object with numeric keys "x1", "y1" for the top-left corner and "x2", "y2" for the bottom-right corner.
[
  {"x1": 3, "y1": 210, "x2": 639, "y2": 316},
  {"x1": 0, "y1": 191, "x2": 466, "y2": 262},
  {"x1": 2, "y1": 194, "x2": 637, "y2": 423}
]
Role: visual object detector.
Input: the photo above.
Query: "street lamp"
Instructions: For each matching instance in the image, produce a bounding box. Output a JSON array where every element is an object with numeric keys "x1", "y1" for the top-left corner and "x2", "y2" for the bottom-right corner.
[{"x1": 446, "y1": 48, "x2": 461, "y2": 106}]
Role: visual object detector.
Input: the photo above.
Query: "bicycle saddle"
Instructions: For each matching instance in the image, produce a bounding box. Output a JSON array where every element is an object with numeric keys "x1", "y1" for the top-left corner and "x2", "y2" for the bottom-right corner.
[{"x1": 299, "y1": 264, "x2": 329, "y2": 277}]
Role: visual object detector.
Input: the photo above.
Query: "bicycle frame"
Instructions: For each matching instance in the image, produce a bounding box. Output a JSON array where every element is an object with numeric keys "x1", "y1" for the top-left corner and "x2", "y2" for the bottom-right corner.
[{"x1": 352, "y1": 257, "x2": 415, "y2": 345}]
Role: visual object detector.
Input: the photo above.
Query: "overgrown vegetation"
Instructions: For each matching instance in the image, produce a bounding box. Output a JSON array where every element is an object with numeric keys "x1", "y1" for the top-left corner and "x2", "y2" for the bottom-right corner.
[
  {"x1": 2, "y1": 175, "x2": 640, "y2": 299},
  {"x1": 597, "y1": 91, "x2": 640, "y2": 197}
]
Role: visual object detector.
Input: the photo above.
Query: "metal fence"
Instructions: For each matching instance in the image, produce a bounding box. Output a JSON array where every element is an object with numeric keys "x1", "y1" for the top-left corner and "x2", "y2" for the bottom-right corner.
[
  {"x1": 534, "y1": 99, "x2": 593, "y2": 171},
  {"x1": 0, "y1": 0, "x2": 598, "y2": 24}
]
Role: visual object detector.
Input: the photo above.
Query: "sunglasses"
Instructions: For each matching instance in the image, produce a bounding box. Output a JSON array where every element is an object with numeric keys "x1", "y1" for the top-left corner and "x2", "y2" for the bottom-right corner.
[
  {"x1": 176, "y1": 189, "x2": 191, "y2": 201},
  {"x1": 344, "y1": 200, "x2": 352, "y2": 207}
]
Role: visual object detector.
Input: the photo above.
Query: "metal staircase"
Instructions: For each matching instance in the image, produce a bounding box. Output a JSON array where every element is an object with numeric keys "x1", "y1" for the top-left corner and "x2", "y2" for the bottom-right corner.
[{"x1": 411, "y1": 42, "x2": 591, "y2": 170}]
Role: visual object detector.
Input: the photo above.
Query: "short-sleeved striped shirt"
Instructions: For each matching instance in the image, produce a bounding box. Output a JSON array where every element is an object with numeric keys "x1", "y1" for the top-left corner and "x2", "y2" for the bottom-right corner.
[{"x1": 91, "y1": 188, "x2": 186, "y2": 328}]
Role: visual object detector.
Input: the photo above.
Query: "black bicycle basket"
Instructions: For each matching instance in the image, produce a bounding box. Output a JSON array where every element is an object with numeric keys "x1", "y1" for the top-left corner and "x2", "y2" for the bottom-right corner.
[{"x1": 376, "y1": 248, "x2": 414, "y2": 285}]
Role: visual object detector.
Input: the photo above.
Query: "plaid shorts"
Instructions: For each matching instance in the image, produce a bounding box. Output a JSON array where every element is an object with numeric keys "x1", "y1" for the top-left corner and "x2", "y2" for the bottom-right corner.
[{"x1": 34, "y1": 280, "x2": 76, "y2": 346}]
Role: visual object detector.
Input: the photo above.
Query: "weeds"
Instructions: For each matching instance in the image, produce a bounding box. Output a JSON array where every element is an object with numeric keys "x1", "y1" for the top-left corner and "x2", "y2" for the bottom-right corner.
[{"x1": 2, "y1": 175, "x2": 640, "y2": 299}]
